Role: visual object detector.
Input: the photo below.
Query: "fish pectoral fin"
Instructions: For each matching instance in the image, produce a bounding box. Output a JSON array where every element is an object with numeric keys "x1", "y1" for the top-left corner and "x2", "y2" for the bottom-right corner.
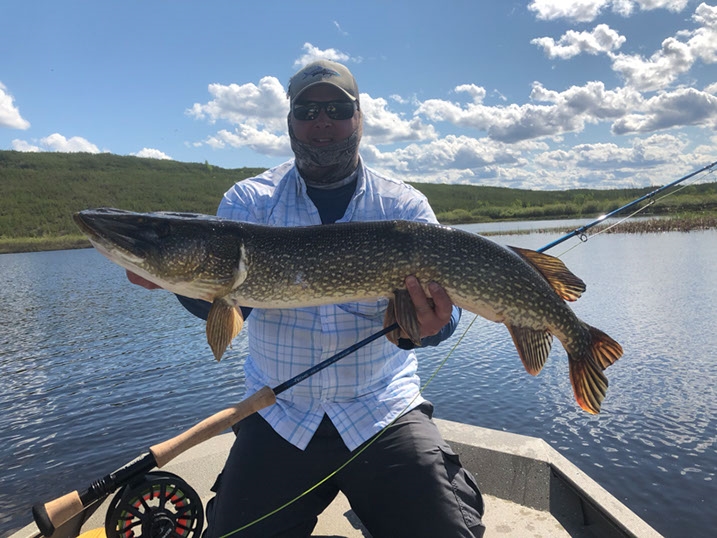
[
  {"x1": 392, "y1": 289, "x2": 423, "y2": 346},
  {"x1": 567, "y1": 326, "x2": 622, "y2": 414},
  {"x1": 206, "y1": 299, "x2": 244, "y2": 362},
  {"x1": 508, "y1": 246, "x2": 586, "y2": 302},
  {"x1": 506, "y1": 324, "x2": 553, "y2": 375},
  {"x1": 383, "y1": 298, "x2": 402, "y2": 346}
]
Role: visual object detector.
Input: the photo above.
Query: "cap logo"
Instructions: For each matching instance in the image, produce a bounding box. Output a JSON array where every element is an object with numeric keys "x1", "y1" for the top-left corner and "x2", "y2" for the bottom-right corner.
[{"x1": 303, "y1": 66, "x2": 340, "y2": 80}]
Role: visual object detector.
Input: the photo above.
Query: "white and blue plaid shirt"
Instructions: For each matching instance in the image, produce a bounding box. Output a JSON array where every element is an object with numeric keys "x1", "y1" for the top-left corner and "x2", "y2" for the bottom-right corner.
[{"x1": 218, "y1": 158, "x2": 439, "y2": 451}]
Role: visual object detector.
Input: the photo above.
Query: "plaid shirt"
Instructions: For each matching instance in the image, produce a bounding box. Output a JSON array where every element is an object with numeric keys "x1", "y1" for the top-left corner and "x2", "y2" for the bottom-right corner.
[{"x1": 218, "y1": 158, "x2": 439, "y2": 451}]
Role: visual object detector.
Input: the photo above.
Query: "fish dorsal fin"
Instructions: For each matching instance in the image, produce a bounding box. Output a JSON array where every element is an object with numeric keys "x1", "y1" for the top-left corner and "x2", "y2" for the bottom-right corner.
[
  {"x1": 206, "y1": 299, "x2": 244, "y2": 361},
  {"x1": 508, "y1": 246, "x2": 586, "y2": 302},
  {"x1": 506, "y1": 324, "x2": 553, "y2": 375}
]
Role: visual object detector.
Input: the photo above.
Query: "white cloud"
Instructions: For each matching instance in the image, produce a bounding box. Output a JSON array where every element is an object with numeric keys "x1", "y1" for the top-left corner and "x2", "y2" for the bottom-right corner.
[
  {"x1": 529, "y1": 0, "x2": 610, "y2": 22},
  {"x1": 204, "y1": 126, "x2": 290, "y2": 157},
  {"x1": 528, "y1": 0, "x2": 689, "y2": 22},
  {"x1": 538, "y1": 133, "x2": 688, "y2": 170},
  {"x1": 416, "y1": 81, "x2": 642, "y2": 143},
  {"x1": 132, "y1": 148, "x2": 172, "y2": 160},
  {"x1": 608, "y1": 4, "x2": 717, "y2": 91},
  {"x1": 363, "y1": 136, "x2": 543, "y2": 177},
  {"x1": 11, "y1": 139, "x2": 39, "y2": 151},
  {"x1": 12, "y1": 133, "x2": 100, "y2": 153},
  {"x1": 0, "y1": 82, "x2": 30, "y2": 130},
  {"x1": 612, "y1": 87, "x2": 717, "y2": 133},
  {"x1": 292, "y1": 42, "x2": 356, "y2": 69},
  {"x1": 527, "y1": 132, "x2": 705, "y2": 189},
  {"x1": 532, "y1": 24, "x2": 626, "y2": 59},
  {"x1": 360, "y1": 93, "x2": 437, "y2": 145},
  {"x1": 187, "y1": 76, "x2": 288, "y2": 131},
  {"x1": 42, "y1": 133, "x2": 100, "y2": 152},
  {"x1": 455, "y1": 84, "x2": 487, "y2": 103}
]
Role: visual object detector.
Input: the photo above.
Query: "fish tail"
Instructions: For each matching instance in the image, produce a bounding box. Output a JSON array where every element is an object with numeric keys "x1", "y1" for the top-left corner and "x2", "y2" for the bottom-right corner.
[{"x1": 568, "y1": 324, "x2": 623, "y2": 414}]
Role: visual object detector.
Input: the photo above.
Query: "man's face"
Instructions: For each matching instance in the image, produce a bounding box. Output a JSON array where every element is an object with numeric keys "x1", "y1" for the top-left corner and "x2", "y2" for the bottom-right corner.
[{"x1": 290, "y1": 84, "x2": 359, "y2": 147}]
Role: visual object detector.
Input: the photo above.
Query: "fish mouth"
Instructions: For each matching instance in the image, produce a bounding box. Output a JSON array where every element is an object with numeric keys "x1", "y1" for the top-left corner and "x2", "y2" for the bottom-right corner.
[{"x1": 73, "y1": 208, "x2": 159, "y2": 264}]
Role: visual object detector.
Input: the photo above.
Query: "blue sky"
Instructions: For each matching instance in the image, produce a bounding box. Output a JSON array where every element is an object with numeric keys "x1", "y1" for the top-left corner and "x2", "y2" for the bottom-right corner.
[{"x1": 1, "y1": 0, "x2": 716, "y2": 190}]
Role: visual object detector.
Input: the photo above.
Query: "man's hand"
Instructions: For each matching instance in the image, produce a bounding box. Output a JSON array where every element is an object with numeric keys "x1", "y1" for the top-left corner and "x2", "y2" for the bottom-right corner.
[
  {"x1": 405, "y1": 276, "x2": 453, "y2": 339},
  {"x1": 126, "y1": 270, "x2": 162, "y2": 290}
]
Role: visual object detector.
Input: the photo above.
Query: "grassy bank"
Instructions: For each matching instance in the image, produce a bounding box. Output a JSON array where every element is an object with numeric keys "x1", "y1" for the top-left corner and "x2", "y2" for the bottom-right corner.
[{"x1": 2, "y1": 150, "x2": 716, "y2": 254}]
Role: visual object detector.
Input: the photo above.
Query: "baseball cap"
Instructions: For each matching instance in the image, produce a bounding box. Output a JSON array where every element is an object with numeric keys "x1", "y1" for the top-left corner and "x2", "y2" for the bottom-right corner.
[{"x1": 288, "y1": 60, "x2": 359, "y2": 103}]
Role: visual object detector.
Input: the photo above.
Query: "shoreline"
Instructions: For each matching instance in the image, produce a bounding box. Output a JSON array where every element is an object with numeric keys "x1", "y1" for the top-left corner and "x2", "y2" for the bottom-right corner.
[{"x1": 1, "y1": 215, "x2": 715, "y2": 255}]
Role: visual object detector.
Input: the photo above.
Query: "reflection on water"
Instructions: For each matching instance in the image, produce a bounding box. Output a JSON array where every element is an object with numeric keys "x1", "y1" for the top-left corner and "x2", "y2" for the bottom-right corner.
[{"x1": 1, "y1": 230, "x2": 716, "y2": 537}]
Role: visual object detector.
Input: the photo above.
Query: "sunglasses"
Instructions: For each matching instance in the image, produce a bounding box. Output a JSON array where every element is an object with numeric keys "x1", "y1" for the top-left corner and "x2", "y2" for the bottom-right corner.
[{"x1": 292, "y1": 100, "x2": 357, "y2": 121}]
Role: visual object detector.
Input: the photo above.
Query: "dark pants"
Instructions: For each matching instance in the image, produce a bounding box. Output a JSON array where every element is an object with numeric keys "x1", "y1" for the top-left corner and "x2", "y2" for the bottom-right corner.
[{"x1": 204, "y1": 402, "x2": 485, "y2": 538}]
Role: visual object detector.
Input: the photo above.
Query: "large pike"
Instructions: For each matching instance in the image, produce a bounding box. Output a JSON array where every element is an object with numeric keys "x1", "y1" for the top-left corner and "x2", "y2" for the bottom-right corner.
[{"x1": 74, "y1": 208, "x2": 623, "y2": 414}]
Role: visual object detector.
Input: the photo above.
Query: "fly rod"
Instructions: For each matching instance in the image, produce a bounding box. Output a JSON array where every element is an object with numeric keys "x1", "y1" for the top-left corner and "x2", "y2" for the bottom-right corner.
[
  {"x1": 538, "y1": 160, "x2": 717, "y2": 253},
  {"x1": 32, "y1": 324, "x2": 397, "y2": 536}
]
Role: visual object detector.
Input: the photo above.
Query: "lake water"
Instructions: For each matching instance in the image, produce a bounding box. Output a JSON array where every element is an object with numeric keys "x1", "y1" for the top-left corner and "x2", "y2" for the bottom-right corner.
[{"x1": 1, "y1": 224, "x2": 716, "y2": 537}]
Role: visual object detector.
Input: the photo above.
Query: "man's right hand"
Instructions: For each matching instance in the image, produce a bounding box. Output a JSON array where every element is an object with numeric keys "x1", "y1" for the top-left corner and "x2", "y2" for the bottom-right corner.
[{"x1": 126, "y1": 270, "x2": 162, "y2": 290}]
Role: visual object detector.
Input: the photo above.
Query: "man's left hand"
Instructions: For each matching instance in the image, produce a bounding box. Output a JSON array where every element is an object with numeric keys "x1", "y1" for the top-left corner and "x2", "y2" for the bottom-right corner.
[{"x1": 404, "y1": 276, "x2": 454, "y2": 339}]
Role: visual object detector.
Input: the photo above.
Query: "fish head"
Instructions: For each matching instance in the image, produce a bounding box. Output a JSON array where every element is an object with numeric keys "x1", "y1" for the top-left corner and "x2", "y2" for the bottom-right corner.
[{"x1": 74, "y1": 208, "x2": 246, "y2": 300}]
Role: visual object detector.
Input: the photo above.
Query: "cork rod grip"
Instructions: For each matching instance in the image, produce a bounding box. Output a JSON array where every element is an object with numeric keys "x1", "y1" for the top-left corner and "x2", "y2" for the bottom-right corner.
[
  {"x1": 150, "y1": 386, "x2": 277, "y2": 467},
  {"x1": 32, "y1": 490, "x2": 83, "y2": 537}
]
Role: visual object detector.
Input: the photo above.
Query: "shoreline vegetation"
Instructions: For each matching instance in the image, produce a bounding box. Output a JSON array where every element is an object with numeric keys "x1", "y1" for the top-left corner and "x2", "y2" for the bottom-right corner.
[{"x1": 2, "y1": 150, "x2": 716, "y2": 254}]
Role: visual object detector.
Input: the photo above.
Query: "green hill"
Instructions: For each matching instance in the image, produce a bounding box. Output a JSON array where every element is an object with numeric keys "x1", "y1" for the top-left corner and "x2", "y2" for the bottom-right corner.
[{"x1": 1, "y1": 150, "x2": 715, "y2": 253}]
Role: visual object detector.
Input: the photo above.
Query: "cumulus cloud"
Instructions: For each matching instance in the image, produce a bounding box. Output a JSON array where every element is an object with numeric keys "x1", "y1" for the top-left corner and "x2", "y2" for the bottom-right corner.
[
  {"x1": 527, "y1": 132, "x2": 702, "y2": 189},
  {"x1": 612, "y1": 87, "x2": 717, "y2": 133},
  {"x1": 292, "y1": 42, "x2": 357, "y2": 69},
  {"x1": 0, "y1": 82, "x2": 30, "y2": 129},
  {"x1": 360, "y1": 93, "x2": 437, "y2": 145},
  {"x1": 416, "y1": 81, "x2": 643, "y2": 143},
  {"x1": 539, "y1": 133, "x2": 688, "y2": 170},
  {"x1": 12, "y1": 133, "x2": 100, "y2": 153},
  {"x1": 11, "y1": 139, "x2": 39, "y2": 151},
  {"x1": 532, "y1": 24, "x2": 626, "y2": 59},
  {"x1": 187, "y1": 76, "x2": 288, "y2": 131},
  {"x1": 609, "y1": 4, "x2": 717, "y2": 91},
  {"x1": 132, "y1": 148, "x2": 172, "y2": 160},
  {"x1": 529, "y1": 0, "x2": 610, "y2": 22},
  {"x1": 204, "y1": 126, "x2": 290, "y2": 156},
  {"x1": 528, "y1": 0, "x2": 689, "y2": 22},
  {"x1": 362, "y1": 136, "x2": 543, "y2": 177}
]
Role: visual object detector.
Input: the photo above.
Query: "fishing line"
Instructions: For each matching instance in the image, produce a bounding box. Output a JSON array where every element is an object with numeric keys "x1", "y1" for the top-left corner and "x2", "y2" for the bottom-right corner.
[{"x1": 551, "y1": 168, "x2": 714, "y2": 259}]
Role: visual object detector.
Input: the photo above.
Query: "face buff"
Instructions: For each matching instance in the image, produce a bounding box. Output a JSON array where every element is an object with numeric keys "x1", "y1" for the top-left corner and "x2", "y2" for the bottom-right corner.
[{"x1": 288, "y1": 114, "x2": 363, "y2": 188}]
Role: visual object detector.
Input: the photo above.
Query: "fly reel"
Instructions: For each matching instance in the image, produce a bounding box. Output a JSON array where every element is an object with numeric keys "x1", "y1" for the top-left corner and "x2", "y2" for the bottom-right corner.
[{"x1": 104, "y1": 471, "x2": 204, "y2": 538}]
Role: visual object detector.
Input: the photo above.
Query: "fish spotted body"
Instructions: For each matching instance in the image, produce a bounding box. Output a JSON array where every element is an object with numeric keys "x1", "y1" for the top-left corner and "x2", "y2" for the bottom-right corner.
[{"x1": 74, "y1": 208, "x2": 623, "y2": 414}]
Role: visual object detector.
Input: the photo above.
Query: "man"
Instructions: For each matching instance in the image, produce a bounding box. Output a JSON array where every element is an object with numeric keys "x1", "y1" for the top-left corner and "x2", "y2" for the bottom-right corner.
[{"x1": 129, "y1": 60, "x2": 485, "y2": 537}]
